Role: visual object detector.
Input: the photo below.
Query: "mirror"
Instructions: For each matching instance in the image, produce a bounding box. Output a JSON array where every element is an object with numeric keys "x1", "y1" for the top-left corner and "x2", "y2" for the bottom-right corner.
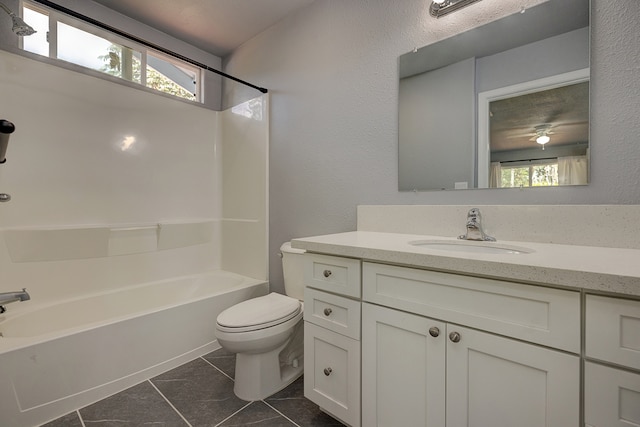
[{"x1": 398, "y1": 0, "x2": 590, "y2": 191}]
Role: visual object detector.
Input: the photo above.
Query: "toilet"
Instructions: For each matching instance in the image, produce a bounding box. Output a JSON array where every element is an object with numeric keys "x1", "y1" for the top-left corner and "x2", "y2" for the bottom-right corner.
[{"x1": 215, "y1": 241, "x2": 305, "y2": 401}]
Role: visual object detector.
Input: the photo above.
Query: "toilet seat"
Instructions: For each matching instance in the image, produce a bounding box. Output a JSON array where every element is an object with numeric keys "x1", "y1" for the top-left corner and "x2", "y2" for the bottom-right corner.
[{"x1": 216, "y1": 293, "x2": 301, "y2": 333}]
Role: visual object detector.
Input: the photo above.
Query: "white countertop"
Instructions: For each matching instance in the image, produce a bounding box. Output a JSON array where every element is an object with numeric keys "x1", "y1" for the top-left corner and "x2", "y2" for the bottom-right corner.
[{"x1": 292, "y1": 231, "x2": 640, "y2": 297}]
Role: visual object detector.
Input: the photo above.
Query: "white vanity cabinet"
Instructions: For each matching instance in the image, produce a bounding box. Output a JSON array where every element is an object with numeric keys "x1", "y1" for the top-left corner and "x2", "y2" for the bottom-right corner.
[
  {"x1": 361, "y1": 303, "x2": 446, "y2": 427},
  {"x1": 361, "y1": 262, "x2": 581, "y2": 427},
  {"x1": 584, "y1": 295, "x2": 640, "y2": 427},
  {"x1": 303, "y1": 254, "x2": 362, "y2": 427}
]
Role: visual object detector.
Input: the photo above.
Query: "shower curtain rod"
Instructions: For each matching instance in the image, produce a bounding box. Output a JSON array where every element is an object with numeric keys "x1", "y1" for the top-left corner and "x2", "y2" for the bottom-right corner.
[
  {"x1": 499, "y1": 156, "x2": 557, "y2": 164},
  {"x1": 32, "y1": 0, "x2": 268, "y2": 94}
]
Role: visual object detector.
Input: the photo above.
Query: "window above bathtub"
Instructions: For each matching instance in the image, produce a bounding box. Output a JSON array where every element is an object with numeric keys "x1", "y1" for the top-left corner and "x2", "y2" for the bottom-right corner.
[{"x1": 21, "y1": 0, "x2": 201, "y2": 103}]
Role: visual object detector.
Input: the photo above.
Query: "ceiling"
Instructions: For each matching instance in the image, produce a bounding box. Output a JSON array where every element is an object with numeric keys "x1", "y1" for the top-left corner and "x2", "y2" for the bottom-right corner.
[
  {"x1": 490, "y1": 81, "x2": 589, "y2": 153},
  {"x1": 91, "y1": 0, "x2": 315, "y2": 57}
]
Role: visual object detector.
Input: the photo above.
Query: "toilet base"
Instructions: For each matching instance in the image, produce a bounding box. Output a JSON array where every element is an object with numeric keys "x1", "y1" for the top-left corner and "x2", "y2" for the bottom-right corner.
[{"x1": 233, "y1": 322, "x2": 304, "y2": 401}]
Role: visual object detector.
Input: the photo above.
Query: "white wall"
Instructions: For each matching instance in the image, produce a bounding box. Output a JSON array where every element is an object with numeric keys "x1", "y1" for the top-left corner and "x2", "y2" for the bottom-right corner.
[
  {"x1": 0, "y1": 49, "x2": 220, "y2": 300},
  {"x1": 223, "y1": 0, "x2": 640, "y2": 292},
  {"x1": 0, "y1": 49, "x2": 269, "y2": 302},
  {"x1": 220, "y1": 97, "x2": 270, "y2": 280}
]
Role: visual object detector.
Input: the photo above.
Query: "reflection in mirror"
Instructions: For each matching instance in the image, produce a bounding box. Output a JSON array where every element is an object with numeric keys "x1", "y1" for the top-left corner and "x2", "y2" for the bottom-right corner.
[
  {"x1": 479, "y1": 69, "x2": 590, "y2": 188},
  {"x1": 398, "y1": 0, "x2": 589, "y2": 191}
]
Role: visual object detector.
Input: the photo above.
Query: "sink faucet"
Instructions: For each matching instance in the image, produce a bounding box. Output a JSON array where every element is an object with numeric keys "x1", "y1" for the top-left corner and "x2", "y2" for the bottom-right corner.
[
  {"x1": 458, "y1": 208, "x2": 496, "y2": 241},
  {"x1": 0, "y1": 288, "x2": 30, "y2": 313}
]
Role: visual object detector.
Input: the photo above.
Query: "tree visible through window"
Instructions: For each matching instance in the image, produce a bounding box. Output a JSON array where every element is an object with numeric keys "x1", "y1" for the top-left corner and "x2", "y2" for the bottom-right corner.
[
  {"x1": 500, "y1": 163, "x2": 559, "y2": 188},
  {"x1": 98, "y1": 45, "x2": 196, "y2": 101},
  {"x1": 22, "y1": 1, "x2": 201, "y2": 103}
]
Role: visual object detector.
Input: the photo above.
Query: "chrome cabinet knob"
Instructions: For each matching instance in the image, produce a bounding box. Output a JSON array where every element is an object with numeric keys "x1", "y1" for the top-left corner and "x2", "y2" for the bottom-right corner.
[
  {"x1": 449, "y1": 331, "x2": 461, "y2": 343},
  {"x1": 324, "y1": 367, "x2": 332, "y2": 376},
  {"x1": 429, "y1": 326, "x2": 440, "y2": 337},
  {"x1": 324, "y1": 308, "x2": 332, "y2": 316},
  {"x1": 323, "y1": 269, "x2": 332, "y2": 278}
]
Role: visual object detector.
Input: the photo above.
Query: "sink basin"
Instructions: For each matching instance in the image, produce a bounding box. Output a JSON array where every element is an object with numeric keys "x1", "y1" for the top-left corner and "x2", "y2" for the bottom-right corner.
[{"x1": 409, "y1": 240, "x2": 533, "y2": 255}]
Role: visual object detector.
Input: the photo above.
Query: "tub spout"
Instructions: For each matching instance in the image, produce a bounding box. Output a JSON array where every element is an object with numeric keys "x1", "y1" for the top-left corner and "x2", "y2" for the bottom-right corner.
[{"x1": 0, "y1": 288, "x2": 30, "y2": 313}]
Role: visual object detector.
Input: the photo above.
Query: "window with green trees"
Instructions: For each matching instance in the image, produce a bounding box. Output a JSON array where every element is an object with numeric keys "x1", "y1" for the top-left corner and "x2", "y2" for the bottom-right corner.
[
  {"x1": 500, "y1": 163, "x2": 559, "y2": 188},
  {"x1": 22, "y1": 1, "x2": 201, "y2": 103}
]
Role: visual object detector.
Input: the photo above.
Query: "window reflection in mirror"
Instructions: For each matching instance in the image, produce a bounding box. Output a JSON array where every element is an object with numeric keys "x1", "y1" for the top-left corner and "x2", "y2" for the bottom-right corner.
[
  {"x1": 398, "y1": 0, "x2": 589, "y2": 191},
  {"x1": 484, "y1": 79, "x2": 589, "y2": 188}
]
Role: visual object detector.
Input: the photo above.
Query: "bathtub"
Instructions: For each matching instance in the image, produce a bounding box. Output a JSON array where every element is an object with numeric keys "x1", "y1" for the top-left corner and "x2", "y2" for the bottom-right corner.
[{"x1": 0, "y1": 270, "x2": 268, "y2": 427}]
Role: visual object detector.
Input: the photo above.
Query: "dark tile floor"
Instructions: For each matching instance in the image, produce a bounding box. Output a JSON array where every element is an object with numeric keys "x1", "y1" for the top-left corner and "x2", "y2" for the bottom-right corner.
[{"x1": 41, "y1": 348, "x2": 345, "y2": 427}]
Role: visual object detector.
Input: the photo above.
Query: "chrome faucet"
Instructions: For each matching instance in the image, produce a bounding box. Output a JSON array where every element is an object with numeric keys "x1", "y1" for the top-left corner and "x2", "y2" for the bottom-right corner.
[
  {"x1": 458, "y1": 208, "x2": 496, "y2": 241},
  {"x1": 0, "y1": 288, "x2": 30, "y2": 313}
]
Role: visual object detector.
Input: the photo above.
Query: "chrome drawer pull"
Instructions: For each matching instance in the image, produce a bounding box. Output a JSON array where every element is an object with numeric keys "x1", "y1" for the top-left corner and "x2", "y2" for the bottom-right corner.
[
  {"x1": 449, "y1": 331, "x2": 461, "y2": 343},
  {"x1": 324, "y1": 367, "x2": 333, "y2": 376},
  {"x1": 429, "y1": 326, "x2": 440, "y2": 337},
  {"x1": 324, "y1": 308, "x2": 333, "y2": 316},
  {"x1": 323, "y1": 269, "x2": 332, "y2": 278}
]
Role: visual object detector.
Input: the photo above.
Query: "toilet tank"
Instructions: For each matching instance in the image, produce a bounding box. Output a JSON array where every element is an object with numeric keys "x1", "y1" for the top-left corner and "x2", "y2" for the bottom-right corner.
[{"x1": 280, "y1": 241, "x2": 306, "y2": 300}]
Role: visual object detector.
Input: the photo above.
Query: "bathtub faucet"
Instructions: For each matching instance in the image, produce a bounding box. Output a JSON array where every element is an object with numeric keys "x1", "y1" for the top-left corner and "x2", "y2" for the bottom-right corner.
[{"x1": 0, "y1": 288, "x2": 30, "y2": 313}]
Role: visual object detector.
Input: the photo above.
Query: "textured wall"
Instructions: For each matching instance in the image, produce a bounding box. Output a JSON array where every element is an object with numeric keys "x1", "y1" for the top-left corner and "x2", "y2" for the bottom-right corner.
[{"x1": 223, "y1": 0, "x2": 640, "y2": 292}]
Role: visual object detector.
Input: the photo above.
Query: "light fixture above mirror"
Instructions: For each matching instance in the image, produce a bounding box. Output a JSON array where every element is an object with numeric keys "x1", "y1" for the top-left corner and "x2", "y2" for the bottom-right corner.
[{"x1": 429, "y1": 0, "x2": 483, "y2": 18}]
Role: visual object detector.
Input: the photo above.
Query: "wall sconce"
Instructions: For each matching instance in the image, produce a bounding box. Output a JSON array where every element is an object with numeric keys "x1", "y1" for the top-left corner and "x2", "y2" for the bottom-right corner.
[{"x1": 429, "y1": 0, "x2": 483, "y2": 18}]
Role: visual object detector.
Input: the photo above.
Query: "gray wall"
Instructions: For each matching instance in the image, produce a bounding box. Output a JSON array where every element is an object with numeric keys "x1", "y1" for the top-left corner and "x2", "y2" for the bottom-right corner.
[
  {"x1": 399, "y1": 58, "x2": 475, "y2": 191},
  {"x1": 223, "y1": 0, "x2": 640, "y2": 292},
  {"x1": 476, "y1": 27, "x2": 590, "y2": 93}
]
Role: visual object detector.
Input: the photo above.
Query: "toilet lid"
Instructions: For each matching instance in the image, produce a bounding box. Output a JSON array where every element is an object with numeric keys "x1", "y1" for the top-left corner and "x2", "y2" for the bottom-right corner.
[{"x1": 217, "y1": 293, "x2": 301, "y2": 331}]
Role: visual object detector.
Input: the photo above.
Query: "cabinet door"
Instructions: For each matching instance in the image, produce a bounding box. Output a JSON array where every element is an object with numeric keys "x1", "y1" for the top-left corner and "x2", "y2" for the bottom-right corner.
[
  {"x1": 584, "y1": 362, "x2": 640, "y2": 427},
  {"x1": 446, "y1": 325, "x2": 580, "y2": 427},
  {"x1": 362, "y1": 303, "x2": 445, "y2": 427}
]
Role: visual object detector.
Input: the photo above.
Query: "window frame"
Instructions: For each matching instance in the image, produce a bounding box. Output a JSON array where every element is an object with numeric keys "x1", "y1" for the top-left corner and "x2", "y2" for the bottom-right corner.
[
  {"x1": 21, "y1": 0, "x2": 202, "y2": 103},
  {"x1": 500, "y1": 159, "x2": 559, "y2": 188}
]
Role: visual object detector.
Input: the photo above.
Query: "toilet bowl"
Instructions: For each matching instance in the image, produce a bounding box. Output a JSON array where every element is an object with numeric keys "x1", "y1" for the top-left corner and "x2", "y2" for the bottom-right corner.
[{"x1": 215, "y1": 242, "x2": 305, "y2": 401}]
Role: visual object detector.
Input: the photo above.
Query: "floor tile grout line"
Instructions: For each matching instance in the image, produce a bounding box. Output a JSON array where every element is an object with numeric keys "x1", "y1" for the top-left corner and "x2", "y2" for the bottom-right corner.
[
  {"x1": 200, "y1": 355, "x2": 301, "y2": 426},
  {"x1": 76, "y1": 410, "x2": 87, "y2": 427},
  {"x1": 200, "y1": 355, "x2": 235, "y2": 382},
  {"x1": 263, "y1": 400, "x2": 302, "y2": 427},
  {"x1": 147, "y1": 379, "x2": 194, "y2": 427},
  {"x1": 214, "y1": 400, "x2": 254, "y2": 427}
]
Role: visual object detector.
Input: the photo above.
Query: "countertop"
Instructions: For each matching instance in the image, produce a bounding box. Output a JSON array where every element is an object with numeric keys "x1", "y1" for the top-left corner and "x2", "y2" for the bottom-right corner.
[{"x1": 292, "y1": 231, "x2": 640, "y2": 297}]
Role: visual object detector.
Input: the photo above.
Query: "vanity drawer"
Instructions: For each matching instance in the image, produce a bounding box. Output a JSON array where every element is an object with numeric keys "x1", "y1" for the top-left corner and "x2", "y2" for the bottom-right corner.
[
  {"x1": 304, "y1": 254, "x2": 361, "y2": 298},
  {"x1": 304, "y1": 322, "x2": 361, "y2": 427},
  {"x1": 363, "y1": 262, "x2": 581, "y2": 353},
  {"x1": 586, "y1": 295, "x2": 640, "y2": 370},
  {"x1": 304, "y1": 287, "x2": 361, "y2": 339}
]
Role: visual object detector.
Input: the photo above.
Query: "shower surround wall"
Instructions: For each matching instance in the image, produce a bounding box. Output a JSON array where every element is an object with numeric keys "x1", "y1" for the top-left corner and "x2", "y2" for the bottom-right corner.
[{"x1": 0, "y1": 47, "x2": 268, "y2": 306}]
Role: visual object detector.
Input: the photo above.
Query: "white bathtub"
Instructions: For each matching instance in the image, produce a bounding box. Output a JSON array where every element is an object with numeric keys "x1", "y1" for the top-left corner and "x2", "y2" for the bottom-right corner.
[{"x1": 0, "y1": 271, "x2": 268, "y2": 427}]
